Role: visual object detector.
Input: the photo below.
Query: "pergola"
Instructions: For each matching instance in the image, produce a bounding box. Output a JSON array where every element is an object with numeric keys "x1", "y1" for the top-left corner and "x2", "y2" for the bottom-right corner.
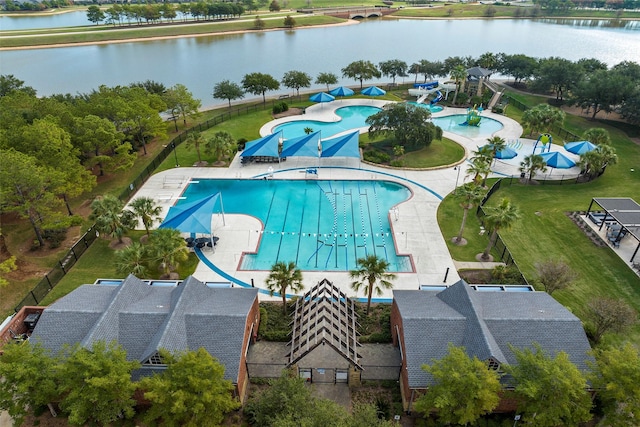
[
  {"x1": 287, "y1": 279, "x2": 362, "y2": 370},
  {"x1": 587, "y1": 197, "x2": 640, "y2": 262}
]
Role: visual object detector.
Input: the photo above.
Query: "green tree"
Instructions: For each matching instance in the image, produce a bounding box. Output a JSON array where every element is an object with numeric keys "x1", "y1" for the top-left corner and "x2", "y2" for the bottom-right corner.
[
  {"x1": 366, "y1": 102, "x2": 441, "y2": 150},
  {"x1": 583, "y1": 127, "x2": 611, "y2": 145},
  {"x1": 590, "y1": 343, "x2": 640, "y2": 427},
  {"x1": 535, "y1": 259, "x2": 576, "y2": 295},
  {"x1": 450, "y1": 64, "x2": 467, "y2": 105},
  {"x1": 533, "y1": 56, "x2": 584, "y2": 101},
  {"x1": 485, "y1": 135, "x2": 507, "y2": 164},
  {"x1": 413, "y1": 344, "x2": 501, "y2": 425},
  {"x1": 578, "y1": 143, "x2": 618, "y2": 180},
  {"x1": 58, "y1": 341, "x2": 139, "y2": 426},
  {"x1": 0, "y1": 74, "x2": 37, "y2": 97},
  {"x1": 350, "y1": 254, "x2": 396, "y2": 315},
  {"x1": 571, "y1": 68, "x2": 633, "y2": 119},
  {"x1": 148, "y1": 228, "x2": 189, "y2": 277},
  {"x1": 128, "y1": 196, "x2": 162, "y2": 236},
  {"x1": 466, "y1": 145, "x2": 493, "y2": 186},
  {"x1": 86, "y1": 5, "x2": 105, "y2": 24},
  {"x1": 0, "y1": 342, "x2": 60, "y2": 426},
  {"x1": 140, "y1": 348, "x2": 239, "y2": 427},
  {"x1": 213, "y1": 80, "x2": 245, "y2": 108},
  {"x1": 283, "y1": 14, "x2": 296, "y2": 28},
  {"x1": 585, "y1": 297, "x2": 637, "y2": 344},
  {"x1": 480, "y1": 198, "x2": 520, "y2": 261},
  {"x1": 266, "y1": 261, "x2": 304, "y2": 314},
  {"x1": 341, "y1": 60, "x2": 381, "y2": 89},
  {"x1": 269, "y1": 0, "x2": 280, "y2": 11},
  {"x1": 619, "y1": 86, "x2": 640, "y2": 125},
  {"x1": 281, "y1": 70, "x2": 311, "y2": 97},
  {"x1": 453, "y1": 182, "x2": 485, "y2": 245},
  {"x1": 379, "y1": 59, "x2": 408, "y2": 85},
  {"x1": 242, "y1": 72, "x2": 280, "y2": 103},
  {"x1": 504, "y1": 344, "x2": 592, "y2": 427},
  {"x1": 205, "y1": 130, "x2": 236, "y2": 163},
  {"x1": 498, "y1": 53, "x2": 538, "y2": 85},
  {"x1": 89, "y1": 195, "x2": 136, "y2": 244},
  {"x1": 185, "y1": 131, "x2": 207, "y2": 164},
  {"x1": 519, "y1": 154, "x2": 548, "y2": 183},
  {"x1": 164, "y1": 83, "x2": 202, "y2": 126},
  {"x1": 0, "y1": 149, "x2": 65, "y2": 247},
  {"x1": 477, "y1": 51, "x2": 499, "y2": 70},
  {"x1": 253, "y1": 15, "x2": 265, "y2": 29},
  {"x1": 315, "y1": 71, "x2": 338, "y2": 91},
  {"x1": 115, "y1": 241, "x2": 149, "y2": 277},
  {"x1": 521, "y1": 103, "x2": 565, "y2": 136}
]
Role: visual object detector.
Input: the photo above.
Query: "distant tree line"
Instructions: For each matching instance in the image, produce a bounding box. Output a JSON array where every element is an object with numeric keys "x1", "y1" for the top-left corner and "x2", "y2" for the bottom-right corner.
[{"x1": 3, "y1": 0, "x2": 70, "y2": 12}]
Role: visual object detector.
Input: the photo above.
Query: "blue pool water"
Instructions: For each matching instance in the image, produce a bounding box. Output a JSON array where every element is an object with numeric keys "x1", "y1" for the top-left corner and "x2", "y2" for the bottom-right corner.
[
  {"x1": 408, "y1": 102, "x2": 444, "y2": 113},
  {"x1": 432, "y1": 114, "x2": 503, "y2": 137},
  {"x1": 180, "y1": 179, "x2": 413, "y2": 272},
  {"x1": 273, "y1": 105, "x2": 381, "y2": 139}
]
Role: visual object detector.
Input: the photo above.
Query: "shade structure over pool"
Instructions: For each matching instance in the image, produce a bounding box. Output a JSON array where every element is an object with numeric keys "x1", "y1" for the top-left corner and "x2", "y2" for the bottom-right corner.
[
  {"x1": 159, "y1": 193, "x2": 223, "y2": 234},
  {"x1": 329, "y1": 86, "x2": 355, "y2": 97},
  {"x1": 481, "y1": 144, "x2": 517, "y2": 160},
  {"x1": 361, "y1": 86, "x2": 386, "y2": 96},
  {"x1": 564, "y1": 140, "x2": 597, "y2": 155},
  {"x1": 241, "y1": 131, "x2": 281, "y2": 158},
  {"x1": 320, "y1": 130, "x2": 360, "y2": 158},
  {"x1": 280, "y1": 131, "x2": 321, "y2": 158},
  {"x1": 539, "y1": 151, "x2": 576, "y2": 169},
  {"x1": 309, "y1": 92, "x2": 335, "y2": 103}
]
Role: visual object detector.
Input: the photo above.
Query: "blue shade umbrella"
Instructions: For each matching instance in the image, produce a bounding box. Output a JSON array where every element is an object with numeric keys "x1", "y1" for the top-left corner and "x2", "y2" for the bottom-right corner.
[
  {"x1": 481, "y1": 144, "x2": 517, "y2": 160},
  {"x1": 329, "y1": 86, "x2": 355, "y2": 97},
  {"x1": 539, "y1": 151, "x2": 576, "y2": 169},
  {"x1": 309, "y1": 92, "x2": 335, "y2": 103},
  {"x1": 564, "y1": 140, "x2": 597, "y2": 155},
  {"x1": 361, "y1": 86, "x2": 386, "y2": 96},
  {"x1": 159, "y1": 193, "x2": 223, "y2": 234}
]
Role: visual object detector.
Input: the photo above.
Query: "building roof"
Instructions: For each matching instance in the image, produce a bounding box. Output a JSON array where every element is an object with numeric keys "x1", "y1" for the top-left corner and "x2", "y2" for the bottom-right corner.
[
  {"x1": 31, "y1": 275, "x2": 258, "y2": 382},
  {"x1": 467, "y1": 66, "x2": 493, "y2": 78},
  {"x1": 288, "y1": 278, "x2": 362, "y2": 369},
  {"x1": 394, "y1": 280, "x2": 592, "y2": 388}
]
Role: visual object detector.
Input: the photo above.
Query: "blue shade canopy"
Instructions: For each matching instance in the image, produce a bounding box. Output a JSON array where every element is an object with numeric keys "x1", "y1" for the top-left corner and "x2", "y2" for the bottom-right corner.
[
  {"x1": 280, "y1": 131, "x2": 321, "y2": 158},
  {"x1": 361, "y1": 86, "x2": 386, "y2": 96},
  {"x1": 320, "y1": 131, "x2": 360, "y2": 158},
  {"x1": 159, "y1": 193, "x2": 220, "y2": 234},
  {"x1": 309, "y1": 92, "x2": 335, "y2": 103},
  {"x1": 481, "y1": 144, "x2": 517, "y2": 160},
  {"x1": 539, "y1": 151, "x2": 576, "y2": 169},
  {"x1": 329, "y1": 86, "x2": 355, "y2": 97},
  {"x1": 241, "y1": 131, "x2": 281, "y2": 158},
  {"x1": 564, "y1": 140, "x2": 598, "y2": 155}
]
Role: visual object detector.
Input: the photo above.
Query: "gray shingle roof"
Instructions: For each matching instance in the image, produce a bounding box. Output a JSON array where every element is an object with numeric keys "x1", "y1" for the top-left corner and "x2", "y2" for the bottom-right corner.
[
  {"x1": 31, "y1": 275, "x2": 258, "y2": 383},
  {"x1": 394, "y1": 280, "x2": 592, "y2": 388}
]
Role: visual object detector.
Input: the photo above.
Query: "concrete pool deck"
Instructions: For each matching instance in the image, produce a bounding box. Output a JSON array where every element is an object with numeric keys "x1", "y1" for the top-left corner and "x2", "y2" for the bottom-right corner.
[{"x1": 129, "y1": 101, "x2": 575, "y2": 301}]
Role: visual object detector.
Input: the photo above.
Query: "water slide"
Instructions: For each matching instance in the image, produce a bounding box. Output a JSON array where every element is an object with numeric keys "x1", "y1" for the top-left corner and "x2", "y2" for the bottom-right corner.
[{"x1": 431, "y1": 90, "x2": 443, "y2": 105}]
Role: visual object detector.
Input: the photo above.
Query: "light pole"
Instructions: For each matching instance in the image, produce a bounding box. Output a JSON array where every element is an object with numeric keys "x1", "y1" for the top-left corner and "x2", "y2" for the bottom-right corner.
[
  {"x1": 170, "y1": 108, "x2": 179, "y2": 132},
  {"x1": 454, "y1": 165, "x2": 462, "y2": 188},
  {"x1": 513, "y1": 414, "x2": 521, "y2": 427},
  {"x1": 171, "y1": 141, "x2": 179, "y2": 167}
]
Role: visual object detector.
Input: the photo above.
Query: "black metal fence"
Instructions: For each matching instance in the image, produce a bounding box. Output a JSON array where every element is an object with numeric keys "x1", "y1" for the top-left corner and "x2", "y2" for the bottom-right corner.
[{"x1": 14, "y1": 101, "x2": 276, "y2": 312}]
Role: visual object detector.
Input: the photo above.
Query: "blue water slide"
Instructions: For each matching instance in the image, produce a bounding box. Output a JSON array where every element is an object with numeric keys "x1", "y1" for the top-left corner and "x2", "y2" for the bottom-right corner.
[{"x1": 430, "y1": 90, "x2": 443, "y2": 105}]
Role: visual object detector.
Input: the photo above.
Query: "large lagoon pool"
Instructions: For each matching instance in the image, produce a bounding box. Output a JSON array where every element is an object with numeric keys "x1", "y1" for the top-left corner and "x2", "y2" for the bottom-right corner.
[
  {"x1": 273, "y1": 105, "x2": 381, "y2": 139},
  {"x1": 180, "y1": 179, "x2": 413, "y2": 272}
]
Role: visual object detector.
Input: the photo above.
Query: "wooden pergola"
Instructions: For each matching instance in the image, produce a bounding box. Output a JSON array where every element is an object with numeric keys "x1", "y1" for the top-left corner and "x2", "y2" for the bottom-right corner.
[{"x1": 287, "y1": 279, "x2": 362, "y2": 369}]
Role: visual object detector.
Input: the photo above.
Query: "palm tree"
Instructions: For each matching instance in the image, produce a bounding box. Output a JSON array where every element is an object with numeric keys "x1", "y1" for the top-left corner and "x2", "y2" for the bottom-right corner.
[
  {"x1": 485, "y1": 136, "x2": 507, "y2": 164},
  {"x1": 266, "y1": 261, "x2": 304, "y2": 314},
  {"x1": 184, "y1": 131, "x2": 206, "y2": 164},
  {"x1": 450, "y1": 65, "x2": 467, "y2": 105},
  {"x1": 453, "y1": 183, "x2": 486, "y2": 245},
  {"x1": 480, "y1": 198, "x2": 520, "y2": 261},
  {"x1": 89, "y1": 195, "x2": 136, "y2": 244},
  {"x1": 350, "y1": 254, "x2": 397, "y2": 315},
  {"x1": 519, "y1": 154, "x2": 548, "y2": 183},
  {"x1": 583, "y1": 127, "x2": 610, "y2": 145},
  {"x1": 115, "y1": 242, "x2": 149, "y2": 277},
  {"x1": 148, "y1": 228, "x2": 189, "y2": 277},
  {"x1": 466, "y1": 157, "x2": 491, "y2": 187},
  {"x1": 205, "y1": 131, "x2": 236, "y2": 163},
  {"x1": 128, "y1": 197, "x2": 162, "y2": 236}
]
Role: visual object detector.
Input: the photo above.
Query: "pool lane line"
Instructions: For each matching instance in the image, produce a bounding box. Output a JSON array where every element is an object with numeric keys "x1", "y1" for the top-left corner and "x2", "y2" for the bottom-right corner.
[
  {"x1": 294, "y1": 189, "x2": 307, "y2": 266},
  {"x1": 253, "y1": 166, "x2": 444, "y2": 201},
  {"x1": 274, "y1": 198, "x2": 291, "y2": 263}
]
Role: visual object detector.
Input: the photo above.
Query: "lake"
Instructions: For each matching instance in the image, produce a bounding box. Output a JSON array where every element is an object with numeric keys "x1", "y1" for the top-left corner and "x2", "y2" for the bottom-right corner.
[{"x1": 1, "y1": 17, "x2": 639, "y2": 107}]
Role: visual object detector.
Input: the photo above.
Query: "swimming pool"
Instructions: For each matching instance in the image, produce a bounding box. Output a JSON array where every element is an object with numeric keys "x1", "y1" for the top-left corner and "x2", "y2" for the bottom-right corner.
[
  {"x1": 408, "y1": 102, "x2": 444, "y2": 113},
  {"x1": 273, "y1": 105, "x2": 381, "y2": 139},
  {"x1": 180, "y1": 179, "x2": 413, "y2": 272},
  {"x1": 431, "y1": 114, "x2": 503, "y2": 138}
]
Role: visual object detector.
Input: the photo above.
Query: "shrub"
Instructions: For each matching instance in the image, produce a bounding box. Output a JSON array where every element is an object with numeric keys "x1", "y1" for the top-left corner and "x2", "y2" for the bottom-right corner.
[
  {"x1": 492, "y1": 105, "x2": 505, "y2": 114},
  {"x1": 456, "y1": 92, "x2": 469, "y2": 105},
  {"x1": 43, "y1": 228, "x2": 67, "y2": 249}
]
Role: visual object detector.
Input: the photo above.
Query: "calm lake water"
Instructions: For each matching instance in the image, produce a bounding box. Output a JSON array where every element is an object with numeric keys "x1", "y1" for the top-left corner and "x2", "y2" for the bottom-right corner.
[{"x1": 1, "y1": 17, "x2": 639, "y2": 107}]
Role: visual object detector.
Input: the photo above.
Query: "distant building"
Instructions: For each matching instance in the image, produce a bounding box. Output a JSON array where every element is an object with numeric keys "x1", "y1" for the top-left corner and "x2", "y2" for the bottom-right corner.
[
  {"x1": 30, "y1": 275, "x2": 260, "y2": 403},
  {"x1": 391, "y1": 280, "x2": 593, "y2": 412}
]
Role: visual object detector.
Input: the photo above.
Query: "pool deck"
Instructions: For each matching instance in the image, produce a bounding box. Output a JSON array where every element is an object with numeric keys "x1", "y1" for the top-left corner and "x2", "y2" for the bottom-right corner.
[{"x1": 128, "y1": 100, "x2": 589, "y2": 301}]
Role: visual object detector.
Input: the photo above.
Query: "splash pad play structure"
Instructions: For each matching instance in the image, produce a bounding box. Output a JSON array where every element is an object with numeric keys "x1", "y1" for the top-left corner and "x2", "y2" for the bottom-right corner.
[
  {"x1": 533, "y1": 133, "x2": 553, "y2": 153},
  {"x1": 462, "y1": 105, "x2": 482, "y2": 126}
]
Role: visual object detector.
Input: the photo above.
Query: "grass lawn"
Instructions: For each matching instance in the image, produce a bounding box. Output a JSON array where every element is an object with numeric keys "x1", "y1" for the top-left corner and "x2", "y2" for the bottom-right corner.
[{"x1": 393, "y1": 4, "x2": 640, "y2": 19}]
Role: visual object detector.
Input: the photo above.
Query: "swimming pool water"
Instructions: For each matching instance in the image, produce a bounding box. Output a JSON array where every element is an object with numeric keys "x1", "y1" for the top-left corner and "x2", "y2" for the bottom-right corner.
[
  {"x1": 408, "y1": 102, "x2": 444, "y2": 113},
  {"x1": 273, "y1": 106, "x2": 381, "y2": 139},
  {"x1": 180, "y1": 179, "x2": 413, "y2": 272},
  {"x1": 431, "y1": 114, "x2": 503, "y2": 137}
]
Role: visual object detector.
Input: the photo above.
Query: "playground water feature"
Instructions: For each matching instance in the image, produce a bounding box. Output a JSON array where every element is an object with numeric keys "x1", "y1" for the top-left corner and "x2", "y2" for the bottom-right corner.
[{"x1": 179, "y1": 179, "x2": 413, "y2": 272}]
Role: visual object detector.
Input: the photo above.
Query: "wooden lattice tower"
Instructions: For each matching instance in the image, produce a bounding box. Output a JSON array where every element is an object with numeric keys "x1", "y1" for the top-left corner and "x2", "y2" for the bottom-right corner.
[{"x1": 287, "y1": 278, "x2": 362, "y2": 369}]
